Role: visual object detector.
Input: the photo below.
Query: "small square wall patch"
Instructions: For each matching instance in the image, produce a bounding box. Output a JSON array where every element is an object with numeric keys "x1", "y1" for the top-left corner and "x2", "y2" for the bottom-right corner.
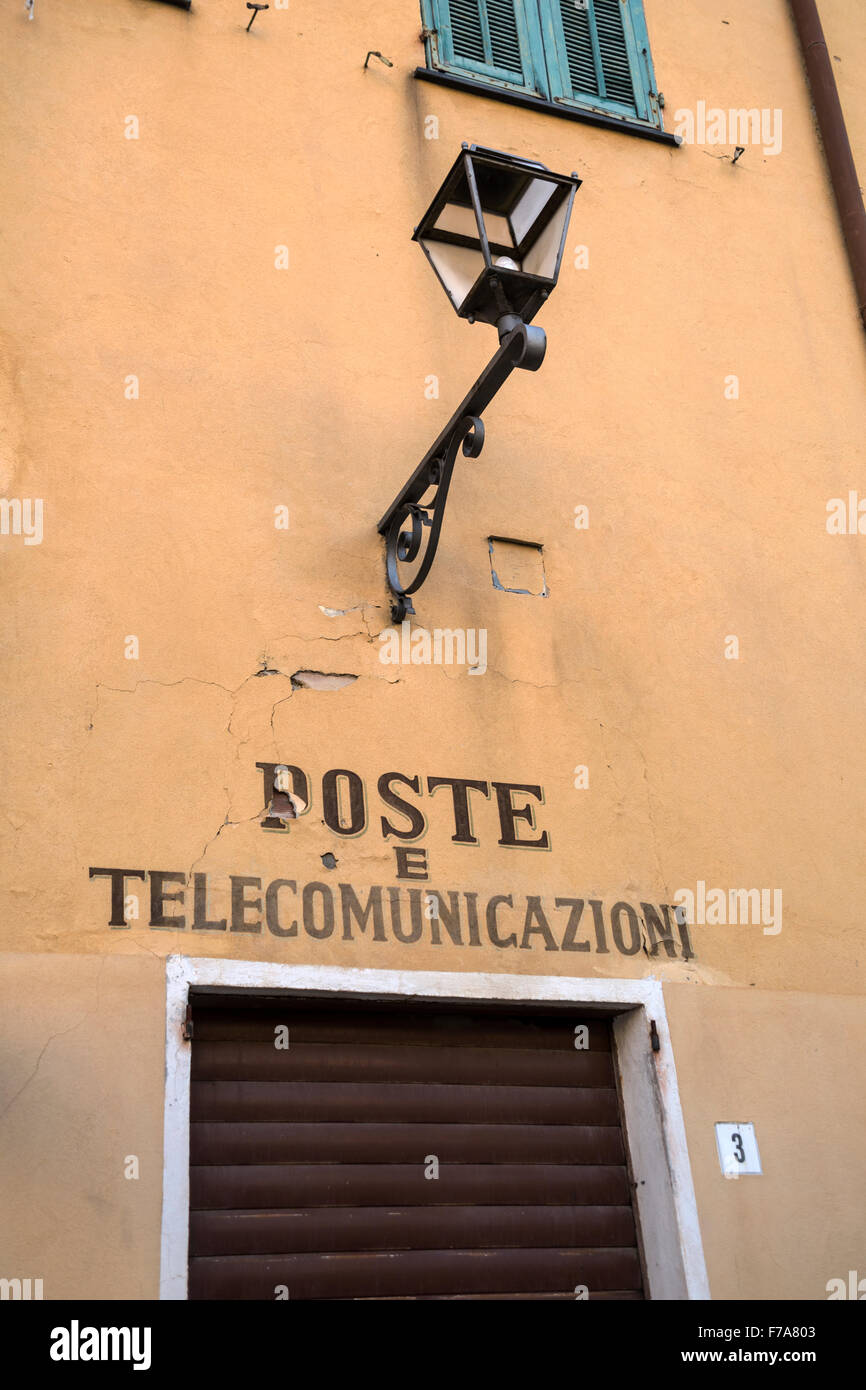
[{"x1": 488, "y1": 537, "x2": 548, "y2": 596}]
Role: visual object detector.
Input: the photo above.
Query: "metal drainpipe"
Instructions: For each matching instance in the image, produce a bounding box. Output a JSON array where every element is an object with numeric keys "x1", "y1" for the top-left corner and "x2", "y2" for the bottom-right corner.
[{"x1": 789, "y1": 0, "x2": 866, "y2": 331}]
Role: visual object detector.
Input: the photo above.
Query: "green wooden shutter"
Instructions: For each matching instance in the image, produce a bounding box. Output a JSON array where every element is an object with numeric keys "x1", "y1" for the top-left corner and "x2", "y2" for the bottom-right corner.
[
  {"x1": 429, "y1": 0, "x2": 540, "y2": 91},
  {"x1": 594, "y1": 0, "x2": 636, "y2": 107},
  {"x1": 556, "y1": 2, "x2": 599, "y2": 98},
  {"x1": 547, "y1": 0, "x2": 654, "y2": 122},
  {"x1": 422, "y1": 1, "x2": 661, "y2": 130}
]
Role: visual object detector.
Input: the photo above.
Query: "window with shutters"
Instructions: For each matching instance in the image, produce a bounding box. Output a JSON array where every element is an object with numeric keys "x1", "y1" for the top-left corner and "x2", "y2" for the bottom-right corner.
[{"x1": 420, "y1": 0, "x2": 663, "y2": 134}]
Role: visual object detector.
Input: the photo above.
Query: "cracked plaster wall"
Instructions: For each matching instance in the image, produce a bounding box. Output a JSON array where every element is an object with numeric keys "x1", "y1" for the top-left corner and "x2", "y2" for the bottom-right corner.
[{"x1": 0, "y1": 954, "x2": 164, "y2": 1298}]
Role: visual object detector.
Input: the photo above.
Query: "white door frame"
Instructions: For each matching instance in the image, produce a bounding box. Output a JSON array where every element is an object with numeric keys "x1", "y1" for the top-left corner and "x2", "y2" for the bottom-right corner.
[{"x1": 160, "y1": 955, "x2": 710, "y2": 1301}]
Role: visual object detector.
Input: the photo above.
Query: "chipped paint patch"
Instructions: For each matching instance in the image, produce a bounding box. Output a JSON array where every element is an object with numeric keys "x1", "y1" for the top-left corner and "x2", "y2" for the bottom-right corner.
[
  {"x1": 488, "y1": 536, "x2": 548, "y2": 596},
  {"x1": 290, "y1": 671, "x2": 358, "y2": 691}
]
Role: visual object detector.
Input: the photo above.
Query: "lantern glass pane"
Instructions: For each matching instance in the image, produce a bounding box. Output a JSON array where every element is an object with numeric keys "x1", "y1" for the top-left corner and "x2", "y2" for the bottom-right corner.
[
  {"x1": 510, "y1": 176, "x2": 559, "y2": 247},
  {"x1": 433, "y1": 203, "x2": 514, "y2": 249},
  {"x1": 420, "y1": 238, "x2": 483, "y2": 312},
  {"x1": 483, "y1": 211, "x2": 516, "y2": 248},
  {"x1": 522, "y1": 196, "x2": 570, "y2": 279}
]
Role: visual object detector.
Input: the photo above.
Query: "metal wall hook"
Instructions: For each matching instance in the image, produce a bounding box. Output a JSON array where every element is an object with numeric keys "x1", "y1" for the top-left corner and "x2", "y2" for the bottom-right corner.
[{"x1": 246, "y1": 3, "x2": 268, "y2": 32}]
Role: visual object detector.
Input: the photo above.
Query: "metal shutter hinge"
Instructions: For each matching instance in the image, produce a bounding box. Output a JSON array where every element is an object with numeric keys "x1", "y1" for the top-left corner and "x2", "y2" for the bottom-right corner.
[
  {"x1": 649, "y1": 1019, "x2": 660, "y2": 1053},
  {"x1": 182, "y1": 1004, "x2": 194, "y2": 1042}
]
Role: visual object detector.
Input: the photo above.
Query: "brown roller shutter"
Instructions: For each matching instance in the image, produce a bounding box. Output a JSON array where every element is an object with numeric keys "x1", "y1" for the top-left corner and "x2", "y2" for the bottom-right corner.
[{"x1": 187, "y1": 994, "x2": 645, "y2": 1300}]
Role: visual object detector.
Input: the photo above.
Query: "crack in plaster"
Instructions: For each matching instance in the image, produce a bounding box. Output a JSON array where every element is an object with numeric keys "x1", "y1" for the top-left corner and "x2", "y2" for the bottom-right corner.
[
  {"x1": 599, "y1": 721, "x2": 669, "y2": 904},
  {"x1": 186, "y1": 807, "x2": 265, "y2": 883},
  {"x1": 86, "y1": 676, "x2": 235, "y2": 730},
  {"x1": 0, "y1": 958, "x2": 108, "y2": 1122},
  {"x1": 87, "y1": 641, "x2": 401, "y2": 875},
  {"x1": 437, "y1": 666, "x2": 601, "y2": 689}
]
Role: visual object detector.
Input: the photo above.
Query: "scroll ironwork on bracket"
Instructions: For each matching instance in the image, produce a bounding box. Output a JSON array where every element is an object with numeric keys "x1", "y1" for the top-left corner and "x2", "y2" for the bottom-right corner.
[{"x1": 378, "y1": 318, "x2": 547, "y2": 623}]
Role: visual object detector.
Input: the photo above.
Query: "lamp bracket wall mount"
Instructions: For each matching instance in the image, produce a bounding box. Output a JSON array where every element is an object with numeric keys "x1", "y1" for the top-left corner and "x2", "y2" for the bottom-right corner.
[{"x1": 378, "y1": 318, "x2": 546, "y2": 623}]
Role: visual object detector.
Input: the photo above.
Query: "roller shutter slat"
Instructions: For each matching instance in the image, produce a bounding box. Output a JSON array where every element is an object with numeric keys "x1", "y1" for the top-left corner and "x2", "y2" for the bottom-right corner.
[
  {"x1": 190, "y1": 1162, "x2": 633, "y2": 1210},
  {"x1": 189, "y1": 1204, "x2": 638, "y2": 1256},
  {"x1": 363, "y1": 1289, "x2": 644, "y2": 1300},
  {"x1": 191, "y1": 1009, "x2": 612, "y2": 1051},
  {"x1": 190, "y1": 1121, "x2": 625, "y2": 1166},
  {"x1": 191, "y1": 1039, "x2": 612, "y2": 1085},
  {"x1": 189, "y1": 1246, "x2": 643, "y2": 1300},
  {"x1": 190, "y1": 1078, "x2": 617, "y2": 1124}
]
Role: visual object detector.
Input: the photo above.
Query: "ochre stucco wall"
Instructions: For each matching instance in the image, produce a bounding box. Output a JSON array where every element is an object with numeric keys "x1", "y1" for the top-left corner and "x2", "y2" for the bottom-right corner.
[
  {"x1": 0, "y1": 955, "x2": 165, "y2": 1299},
  {"x1": 665, "y1": 984, "x2": 866, "y2": 1301},
  {"x1": 1, "y1": 0, "x2": 864, "y2": 1299}
]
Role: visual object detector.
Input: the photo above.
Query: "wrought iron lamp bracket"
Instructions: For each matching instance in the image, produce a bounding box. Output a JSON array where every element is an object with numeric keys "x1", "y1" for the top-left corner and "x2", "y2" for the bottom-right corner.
[{"x1": 378, "y1": 320, "x2": 546, "y2": 623}]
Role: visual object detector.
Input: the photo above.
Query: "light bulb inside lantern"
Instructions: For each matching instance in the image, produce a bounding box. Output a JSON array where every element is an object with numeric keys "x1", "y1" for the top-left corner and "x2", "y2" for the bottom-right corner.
[{"x1": 493, "y1": 255, "x2": 520, "y2": 271}]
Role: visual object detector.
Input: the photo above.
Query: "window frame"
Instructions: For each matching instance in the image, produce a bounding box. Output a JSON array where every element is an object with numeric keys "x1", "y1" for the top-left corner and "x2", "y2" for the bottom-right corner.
[
  {"x1": 161, "y1": 955, "x2": 711, "y2": 1300},
  {"x1": 419, "y1": 0, "x2": 674, "y2": 144}
]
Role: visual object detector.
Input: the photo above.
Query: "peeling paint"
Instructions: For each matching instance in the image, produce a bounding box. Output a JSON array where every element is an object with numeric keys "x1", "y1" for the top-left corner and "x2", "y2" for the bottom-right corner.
[{"x1": 290, "y1": 671, "x2": 358, "y2": 691}]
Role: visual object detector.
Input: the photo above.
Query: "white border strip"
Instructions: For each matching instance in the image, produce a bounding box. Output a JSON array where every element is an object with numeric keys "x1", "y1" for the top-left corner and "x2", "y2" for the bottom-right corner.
[{"x1": 160, "y1": 958, "x2": 709, "y2": 1300}]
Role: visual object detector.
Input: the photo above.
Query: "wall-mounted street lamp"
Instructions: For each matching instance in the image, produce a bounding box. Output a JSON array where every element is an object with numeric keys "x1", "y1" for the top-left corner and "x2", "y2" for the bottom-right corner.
[{"x1": 378, "y1": 144, "x2": 581, "y2": 622}]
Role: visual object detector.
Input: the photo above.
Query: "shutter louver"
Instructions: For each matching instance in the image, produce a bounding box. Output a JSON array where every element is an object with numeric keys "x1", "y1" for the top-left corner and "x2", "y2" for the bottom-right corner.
[
  {"x1": 450, "y1": 0, "x2": 486, "y2": 63},
  {"x1": 558, "y1": 1, "x2": 599, "y2": 97},
  {"x1": 487, "y1": 0, "x2": 523, "y2": 74},
  {"x1": 593, "y1": 0, "x2": 636, "y2": 108},
  {"x1": 557, "y1": 0, "x2": 638, "y2": 112},
  {"x1": 443, "y1": 0, "x2": 525, "y2": 82}
]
